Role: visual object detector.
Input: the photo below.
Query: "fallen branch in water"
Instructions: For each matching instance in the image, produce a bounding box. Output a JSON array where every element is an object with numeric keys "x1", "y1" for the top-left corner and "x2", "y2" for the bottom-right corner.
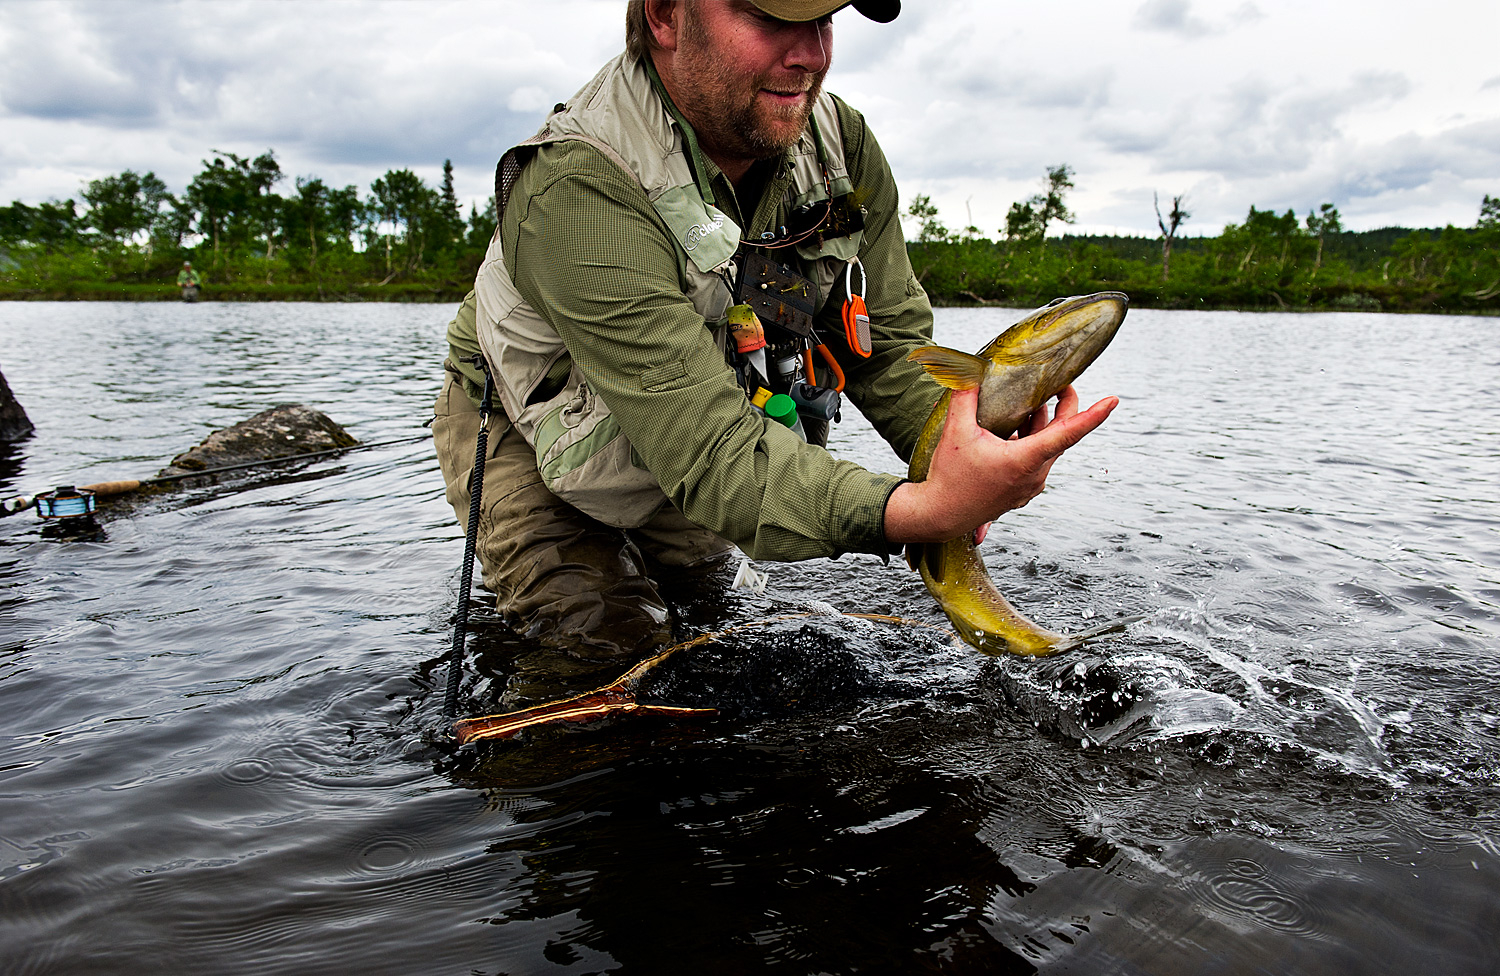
[{"x1": 450, "y1": 612, "x2": 946, "y2": 745}]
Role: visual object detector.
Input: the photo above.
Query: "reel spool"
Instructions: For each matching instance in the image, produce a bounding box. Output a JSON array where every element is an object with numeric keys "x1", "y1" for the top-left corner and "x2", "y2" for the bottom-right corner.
[{"x1": 34, "y1": 486, "x2": 98, "y2": 521}]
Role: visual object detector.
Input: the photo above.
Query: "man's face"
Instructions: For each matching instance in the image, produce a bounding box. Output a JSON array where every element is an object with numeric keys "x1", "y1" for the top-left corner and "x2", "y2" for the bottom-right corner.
[{"x1": 669, "y1": 1, "x2": 833, "y2": 164}]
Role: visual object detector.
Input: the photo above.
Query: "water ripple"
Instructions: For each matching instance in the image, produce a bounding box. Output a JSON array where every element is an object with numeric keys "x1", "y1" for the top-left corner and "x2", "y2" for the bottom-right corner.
[
  {"x1": 1200, "y1": 855, "x2": 1314, "y2": 934},
  {"x1": 4, "y1": 304, "x2": 1500, "y2": 974}
]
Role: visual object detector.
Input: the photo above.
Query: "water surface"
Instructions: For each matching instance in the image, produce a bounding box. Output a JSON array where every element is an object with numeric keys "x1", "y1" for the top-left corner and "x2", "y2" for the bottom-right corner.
[{"x1": 2, "y1": 302, "x2": 1498, "y2": 974}]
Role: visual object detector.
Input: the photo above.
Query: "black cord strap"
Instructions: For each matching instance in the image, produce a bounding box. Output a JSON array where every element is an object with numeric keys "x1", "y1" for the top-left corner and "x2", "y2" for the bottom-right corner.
[{"x1": 442, "y1": 358, "x2": 495, "y2": 724}]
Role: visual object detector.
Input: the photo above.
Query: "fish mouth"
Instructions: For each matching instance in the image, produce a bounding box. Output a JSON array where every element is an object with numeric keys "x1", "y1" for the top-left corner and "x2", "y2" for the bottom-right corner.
[{"x1": 1032, "y1": 291, "x2": 1128, "y2": 343}]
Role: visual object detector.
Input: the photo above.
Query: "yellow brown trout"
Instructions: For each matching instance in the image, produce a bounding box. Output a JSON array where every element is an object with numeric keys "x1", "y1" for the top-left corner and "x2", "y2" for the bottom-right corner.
[{"x1": 906, "y1": 292, "x2": 1131, "y2": 656}]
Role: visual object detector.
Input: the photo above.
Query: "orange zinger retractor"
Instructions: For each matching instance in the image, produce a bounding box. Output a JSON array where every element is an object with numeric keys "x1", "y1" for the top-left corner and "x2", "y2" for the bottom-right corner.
[{"x1": 841, "y1": 257, "x2": 872, "y2": 358}]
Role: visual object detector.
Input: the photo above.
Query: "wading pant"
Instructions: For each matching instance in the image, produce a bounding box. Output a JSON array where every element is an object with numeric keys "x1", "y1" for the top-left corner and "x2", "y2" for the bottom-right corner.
[{"x1": 432, "y1": 365, "x2": 735, "y2": 658}]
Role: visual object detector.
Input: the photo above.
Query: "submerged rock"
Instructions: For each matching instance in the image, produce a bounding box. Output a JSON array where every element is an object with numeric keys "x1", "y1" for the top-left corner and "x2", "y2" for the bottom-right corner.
[
  {"x1": 0, "y1": 366, "x2": 34, "y2": 443},
  {"x1": 157, "y1": 404, "x2": 358, "y2": 479}
]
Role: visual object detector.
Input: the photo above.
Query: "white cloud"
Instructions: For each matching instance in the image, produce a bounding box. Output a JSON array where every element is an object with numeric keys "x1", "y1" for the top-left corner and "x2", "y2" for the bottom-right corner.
[
  {"x1": 0, "y1": 0, "x2": 622, "y2": 211},
  {"x1": 1133, "y1": 0, "x2": 1213, "y2": 37},
  {"x1": 507, "y1": 87, "x2": 557, "y2": 114},
  {"x1": 1132, "y1": 0, "x2": 1264, "y2": 38},
  {"x1": 1096, "y1": 70, "x2": 1414, "y2": 179},
  {"x1": 1, "y1": 0, "x2": 1497, "y2": 235}
]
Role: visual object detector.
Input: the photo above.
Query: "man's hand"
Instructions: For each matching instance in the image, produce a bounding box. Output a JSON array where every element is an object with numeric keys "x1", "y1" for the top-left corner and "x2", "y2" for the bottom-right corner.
[{"x1": 884, "y1": 385, "x2": 1117, "y2": 545}]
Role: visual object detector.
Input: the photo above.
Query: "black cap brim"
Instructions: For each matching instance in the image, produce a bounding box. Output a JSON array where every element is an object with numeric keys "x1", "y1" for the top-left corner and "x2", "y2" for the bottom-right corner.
[
  {"x1": 852, "y1": 0, "x2": 900, "y2": 23},
  {"x1": 750, "y1": 0, "x2": 900, "y2": 23}
]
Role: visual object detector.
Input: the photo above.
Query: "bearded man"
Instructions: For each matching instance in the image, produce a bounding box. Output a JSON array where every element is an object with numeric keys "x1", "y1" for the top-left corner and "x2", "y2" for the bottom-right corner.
[{"x1": 433, "y1": 0, "x2": 1116, "y2": 661}]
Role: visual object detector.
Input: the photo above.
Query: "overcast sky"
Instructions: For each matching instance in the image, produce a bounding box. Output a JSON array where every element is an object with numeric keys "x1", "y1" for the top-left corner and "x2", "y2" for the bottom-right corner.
[{"x1": 2, "y1": 0, "x2": 1497, "y2": 237}]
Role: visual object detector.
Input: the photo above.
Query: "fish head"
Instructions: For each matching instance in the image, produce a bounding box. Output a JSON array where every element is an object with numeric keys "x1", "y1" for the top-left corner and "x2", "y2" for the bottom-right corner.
[{"x1": 974, "y1": 291, "x2": 1128, "y2": 435}]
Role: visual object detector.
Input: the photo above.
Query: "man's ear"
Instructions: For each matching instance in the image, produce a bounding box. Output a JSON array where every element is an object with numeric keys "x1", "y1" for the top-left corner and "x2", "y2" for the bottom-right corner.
[{"x1": 643, "y1": 0, "x2": 683, "y2": 53}]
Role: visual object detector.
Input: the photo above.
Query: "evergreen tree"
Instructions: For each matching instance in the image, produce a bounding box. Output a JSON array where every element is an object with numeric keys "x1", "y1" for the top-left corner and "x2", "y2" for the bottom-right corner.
[
  {"x1": 467, "y1": 198, "x2": 498, "y2": 250},
  {"x1": 437, "y1": 160, "x2": 465, "y2": 253}
]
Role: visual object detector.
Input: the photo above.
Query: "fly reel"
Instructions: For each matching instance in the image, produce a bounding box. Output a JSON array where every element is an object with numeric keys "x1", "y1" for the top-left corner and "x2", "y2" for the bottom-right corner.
[{"x1": 33, "y1": 486, "x2": 97, "y2": 521}]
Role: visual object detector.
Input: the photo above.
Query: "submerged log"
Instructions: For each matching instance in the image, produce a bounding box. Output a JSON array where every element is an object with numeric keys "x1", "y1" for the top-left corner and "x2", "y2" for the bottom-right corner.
[
  {"x1": 157, "y1": 404, "x2": 358, "y2": 479},
  {"x1": 0, "y1": 366, "x2": 34, "y2": 443}
]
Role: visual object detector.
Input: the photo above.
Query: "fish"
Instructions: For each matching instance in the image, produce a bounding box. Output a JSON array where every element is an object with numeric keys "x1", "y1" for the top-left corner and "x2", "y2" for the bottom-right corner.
[{"x1": 905, "y1": 291, "x2": 1132, "y2": 657}]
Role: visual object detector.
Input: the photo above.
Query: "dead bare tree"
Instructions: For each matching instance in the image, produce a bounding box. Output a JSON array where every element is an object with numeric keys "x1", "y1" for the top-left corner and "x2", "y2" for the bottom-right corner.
[{"x1": 1155, "y1": 192, "x2": 1190, "y2": 282}]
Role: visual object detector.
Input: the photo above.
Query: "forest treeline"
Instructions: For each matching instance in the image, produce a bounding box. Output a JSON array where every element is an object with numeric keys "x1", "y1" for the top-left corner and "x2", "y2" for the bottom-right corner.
[
  {"x1": 2, "y1": 150, "x2": 1498, "y2": 313},
  {"x1": 0, "y1": 150, "x2": 495, "y2": 301},
  {"x1": 903, "y1": 166, "x2": 1500, "y2": 314}
]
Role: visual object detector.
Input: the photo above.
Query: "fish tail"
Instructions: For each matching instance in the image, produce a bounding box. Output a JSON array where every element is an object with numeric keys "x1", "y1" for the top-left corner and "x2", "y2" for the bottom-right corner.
[
  {"x1": 915, "y1": 540, "x2": 1140, "y2": 657},
  {"x1": 914, "y1": 540, "x2": 1067, "y2": 657},
  {"x1": 1043, "y1": 614, "x2": 1147, "y2": 654},
  {"x1": 949, "y1": 603, "x2": 1066, "y2": 658}
]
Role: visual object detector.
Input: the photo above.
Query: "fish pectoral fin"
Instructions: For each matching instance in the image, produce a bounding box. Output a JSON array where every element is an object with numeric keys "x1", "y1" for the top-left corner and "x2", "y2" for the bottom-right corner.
[{"x1": 907, "y1": 346, "x2": 989, "y2": 390}]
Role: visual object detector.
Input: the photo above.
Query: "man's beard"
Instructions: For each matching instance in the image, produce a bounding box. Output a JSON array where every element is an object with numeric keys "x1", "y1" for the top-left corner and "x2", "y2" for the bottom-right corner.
[
  {"x1": 723, "y1": 74, "x2": 824, "y2": 159},
  {"x1": 674, "y1": 12, "x2": 828, "y2": 162}
]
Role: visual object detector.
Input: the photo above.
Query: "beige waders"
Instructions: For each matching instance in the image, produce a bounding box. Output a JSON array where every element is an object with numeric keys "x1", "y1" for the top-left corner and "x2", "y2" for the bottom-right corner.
[{"x1": 432, "y1": 365, "x2": 735, "y2": 659}]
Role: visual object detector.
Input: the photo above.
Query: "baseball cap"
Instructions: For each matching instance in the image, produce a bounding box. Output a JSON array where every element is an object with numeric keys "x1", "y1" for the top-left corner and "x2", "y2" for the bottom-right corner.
[{"x1": 749, "y1": 0, "x2": 901, "y2": 24}]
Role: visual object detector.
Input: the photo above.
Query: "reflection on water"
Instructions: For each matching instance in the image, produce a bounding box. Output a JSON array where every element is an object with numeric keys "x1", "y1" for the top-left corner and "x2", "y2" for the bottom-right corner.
[{"x1": 2, "y1": 302, "x2": 1499, "y2": 974}]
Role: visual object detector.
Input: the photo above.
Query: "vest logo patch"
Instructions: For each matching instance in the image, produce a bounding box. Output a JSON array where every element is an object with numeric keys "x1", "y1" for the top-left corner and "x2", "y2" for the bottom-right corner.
[{"x1": 683, "y1": 213, "x2": 725, "y2": 252}]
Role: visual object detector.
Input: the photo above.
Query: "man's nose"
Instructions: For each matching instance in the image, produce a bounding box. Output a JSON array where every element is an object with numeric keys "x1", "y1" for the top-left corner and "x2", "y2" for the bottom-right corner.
[{"x1": 782, "y1": 21, "x2": 831, "y2": 74}]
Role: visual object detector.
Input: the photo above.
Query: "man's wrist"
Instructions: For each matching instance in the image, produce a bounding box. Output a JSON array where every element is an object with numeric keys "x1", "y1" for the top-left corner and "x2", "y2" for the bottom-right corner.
[
  {"x1": 877, "y1": 478, "x2": 911, "y2": 554},
  {"x1": 883, "y1": 478, "x2": 948, "y2": 545}
]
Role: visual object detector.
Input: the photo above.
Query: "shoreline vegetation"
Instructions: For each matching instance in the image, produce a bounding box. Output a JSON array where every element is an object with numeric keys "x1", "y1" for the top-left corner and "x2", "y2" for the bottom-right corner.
[{"x1": 3, "y1": 151, "x2": 1497, "y2": 313}]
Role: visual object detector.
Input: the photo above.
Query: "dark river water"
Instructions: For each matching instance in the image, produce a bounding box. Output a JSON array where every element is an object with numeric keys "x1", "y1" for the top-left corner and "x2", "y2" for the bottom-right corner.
[{"x1": 2, "y1": 300, "x2": 1498, "y2": 974}]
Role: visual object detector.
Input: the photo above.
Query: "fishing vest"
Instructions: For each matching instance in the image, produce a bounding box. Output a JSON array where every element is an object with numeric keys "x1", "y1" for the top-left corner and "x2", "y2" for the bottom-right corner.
[{"x1": 474, "y1": 53, "x2": 861, "y2": 528}]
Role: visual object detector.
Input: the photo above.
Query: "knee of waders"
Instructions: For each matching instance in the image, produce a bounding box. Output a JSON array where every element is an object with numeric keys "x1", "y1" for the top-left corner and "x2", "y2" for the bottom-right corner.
[{"x1": 518, "y1": 578, "x2": 674, "y2": 660}]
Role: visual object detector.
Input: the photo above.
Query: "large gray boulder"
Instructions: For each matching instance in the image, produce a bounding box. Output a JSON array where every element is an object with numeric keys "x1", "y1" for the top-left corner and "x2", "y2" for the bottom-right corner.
[
  {"x1": 157, "y1": 404, "x2": 358, "y2": 479},
  {"x1": 0, "y1": 366, "x2": 33, "y2": 443}
]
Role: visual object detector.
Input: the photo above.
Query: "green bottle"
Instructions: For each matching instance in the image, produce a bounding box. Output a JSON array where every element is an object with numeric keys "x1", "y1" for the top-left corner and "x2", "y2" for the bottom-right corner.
[{"x1": 764, "y1": 393, "x2": 805, "y2": 440}]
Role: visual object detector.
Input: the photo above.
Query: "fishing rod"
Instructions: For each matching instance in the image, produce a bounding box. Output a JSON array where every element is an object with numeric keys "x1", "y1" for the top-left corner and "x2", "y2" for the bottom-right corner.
[{"x1": 1, "y1": 433, "x2": 430, "y2": 519}]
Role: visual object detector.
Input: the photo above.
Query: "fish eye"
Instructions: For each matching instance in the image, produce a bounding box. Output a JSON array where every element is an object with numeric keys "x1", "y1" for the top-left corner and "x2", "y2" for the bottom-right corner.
[{"x1": 1044, "y1": 297, "x2": 1068, "y2": 308}]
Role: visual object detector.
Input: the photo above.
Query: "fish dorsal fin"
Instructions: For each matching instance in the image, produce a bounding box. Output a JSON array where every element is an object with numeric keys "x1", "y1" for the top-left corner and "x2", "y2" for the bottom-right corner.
[
  {"x1": 977, "y1": 333, "x2": 1046, "y2": 368},
  {"x1": 907, "y1": 346, "x2": 989, "y2": 390}
]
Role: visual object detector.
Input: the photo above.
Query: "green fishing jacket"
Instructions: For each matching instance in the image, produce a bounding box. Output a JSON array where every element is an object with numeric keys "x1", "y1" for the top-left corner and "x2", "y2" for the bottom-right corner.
[{"x1": 450, "y1": 52, "x2": 940, "y2": 560}]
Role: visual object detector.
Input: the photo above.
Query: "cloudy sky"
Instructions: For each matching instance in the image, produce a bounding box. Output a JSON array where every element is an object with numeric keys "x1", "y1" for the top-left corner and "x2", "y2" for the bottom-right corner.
[{"x1": 1, "y1": 0, "x2": 1496, "y2": 238}]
